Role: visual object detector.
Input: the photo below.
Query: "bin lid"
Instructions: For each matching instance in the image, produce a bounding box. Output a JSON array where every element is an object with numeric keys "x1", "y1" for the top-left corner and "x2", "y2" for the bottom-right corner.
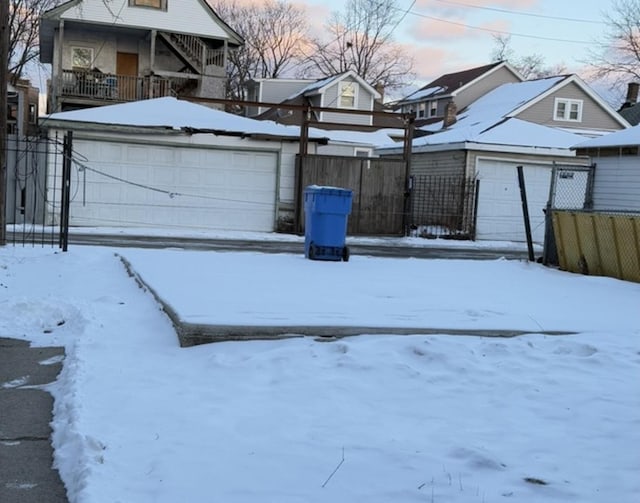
[{"x1": 304, "y1": 185, "x2": 353, "y2": 196}]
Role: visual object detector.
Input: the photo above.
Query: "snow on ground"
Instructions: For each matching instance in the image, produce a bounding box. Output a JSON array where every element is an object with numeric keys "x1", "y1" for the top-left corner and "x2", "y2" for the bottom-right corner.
[{"x1": 1, "y1": 244, "x2": 639, "y2": 503}]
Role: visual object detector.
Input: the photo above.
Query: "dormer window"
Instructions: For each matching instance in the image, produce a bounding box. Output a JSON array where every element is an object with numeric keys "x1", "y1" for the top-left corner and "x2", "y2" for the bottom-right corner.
[
  {"x1": 130, "y1": 0, "x2": 166, "y2": 10},
  {"x1": 554, "y1": 98, "x2": 583, "y2": 122},
  {"x1": 339, "y1": 81, "x2": 357, "y2": 108}
]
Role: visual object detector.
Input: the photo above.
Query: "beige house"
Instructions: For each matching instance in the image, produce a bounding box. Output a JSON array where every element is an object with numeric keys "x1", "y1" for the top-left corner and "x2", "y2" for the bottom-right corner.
[
  {"x1": 380, "y1": 74, "x2": 630, "y2": 243},
  {"x1": 39, "y1": 0, "x2": 243, "y2": 112}
]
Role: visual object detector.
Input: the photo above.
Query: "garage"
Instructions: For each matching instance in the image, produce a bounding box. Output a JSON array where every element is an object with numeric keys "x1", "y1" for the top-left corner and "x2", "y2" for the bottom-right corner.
[
  {"x1": 475, "y1": 158, "x2": 553, "y2": 243},
  {"x1": 69, "y1": 138, "x2": 279, "y2": 232}
]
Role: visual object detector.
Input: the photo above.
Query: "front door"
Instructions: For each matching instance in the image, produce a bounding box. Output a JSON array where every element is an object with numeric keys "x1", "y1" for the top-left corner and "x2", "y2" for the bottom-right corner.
[{"x1": 116, "y1": 52, "x2": 139, "y2": 101}]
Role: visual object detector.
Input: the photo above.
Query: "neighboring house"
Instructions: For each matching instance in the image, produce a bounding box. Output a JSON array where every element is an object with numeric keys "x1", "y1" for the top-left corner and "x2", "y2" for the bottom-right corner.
[
  {"x1": 7, "y1": 79, "x2": 40, "y2": 136},
  {"x1": 253, "y1": 70, "x2": 401, "y2": 131},
  {"x1": 378, "y1": 74, "x2": 629, "y2": 243},
  {"x1": 394, "y1": 61, "x2": 523, "y2": 126},
  {"x1": 245, "y1": 78, "x2": 315, "y2": 117},
  {"x1": 39, "y1": 0, "x2": 243, "y2": 112},
  {"x1": 41, "y1": 97, "x2": 331, "y2": 232},
  {"x1": 574, "y1": 126, "x2": 640, "y2": 212}
]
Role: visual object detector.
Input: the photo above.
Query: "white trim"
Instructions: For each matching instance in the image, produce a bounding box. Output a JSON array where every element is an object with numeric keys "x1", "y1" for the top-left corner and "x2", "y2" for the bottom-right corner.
[
  {"x1": 338, "y1": 80, "x2": 358, "y2": 109},
  {"x1": 311, "y1": 70, "x2": 381, "y2": 100},
  {"x1": 554, "y1": 97, "x2": 583, "y2": 122},
  {"x1": 378, "y1": 141, "x2": 578, "y2": 157}
]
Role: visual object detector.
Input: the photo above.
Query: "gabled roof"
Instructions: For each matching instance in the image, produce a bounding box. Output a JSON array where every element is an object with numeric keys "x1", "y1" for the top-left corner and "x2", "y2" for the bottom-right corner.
[
  {"x1": 286, "y1": 70, "x2": 381, "y2": 101},
  {"x1": 573, "y1": 124, "x2": 640, "y2": 149},
  {"x1": 379, "y1": 75, "x2": 593, "y2": 154},
  {"x1": 397, "y1": 61, "x2": 522, "y2": 105},
  {"x1": 507, "y1": 74, "x2": 629, "y2": 128},
  {"x1": 40, "y1": 0, "x2": 243, "y2": 62}
]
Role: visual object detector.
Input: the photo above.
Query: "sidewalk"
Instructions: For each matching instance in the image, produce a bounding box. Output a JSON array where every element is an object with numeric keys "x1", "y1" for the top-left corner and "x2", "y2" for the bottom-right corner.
[{"x1": 0, "y1": 337, "x2": 68, "y2": 503}]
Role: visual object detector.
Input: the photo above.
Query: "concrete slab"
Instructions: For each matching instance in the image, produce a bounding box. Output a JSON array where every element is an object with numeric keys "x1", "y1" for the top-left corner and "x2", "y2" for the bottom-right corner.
[
  {"x1": 0, "y1": 338, "x2": 68, "y2": 502},
  {"x1": 0, "y1": 346, "x2": 64, "y2": 386},
  {"x1": 0, "y1": 440, "x2": 68, "y2": 503},
  {"x1": 0, "y1": 389, "x2": 54, "y2": 439}
]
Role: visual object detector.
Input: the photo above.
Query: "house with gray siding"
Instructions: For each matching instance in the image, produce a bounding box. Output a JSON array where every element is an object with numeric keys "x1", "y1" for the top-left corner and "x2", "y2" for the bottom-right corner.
[
  {"x1": 253, "y1": 70, "x2": 401, "y2": 131},
  {"x1": 379, "y1": 74, "x2": 629, "y2": 243},
  {"x1": 39, "y1": 0, "x2": 243, "y2": 112},
  {"x1": 395, "y1": 61, "x2": 523, "y2": 127},
  {"x1": 574, "y1": 126, "x2": 640, "y2": 212}
]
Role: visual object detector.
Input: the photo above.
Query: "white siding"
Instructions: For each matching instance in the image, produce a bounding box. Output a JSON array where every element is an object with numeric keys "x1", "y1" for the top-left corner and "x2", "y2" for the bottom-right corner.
[
  {"x1": 60, "y1": 0, "x2": 230, "y2": 40},
  {"x1": 592, "y1": 156, "x2": 640, "y2": 211}
]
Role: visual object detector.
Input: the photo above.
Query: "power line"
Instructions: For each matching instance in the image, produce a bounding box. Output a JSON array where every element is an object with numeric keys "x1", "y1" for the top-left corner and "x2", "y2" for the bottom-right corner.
[
  {"x1": 425, "y1": 0, "x2": 604, "y2": 25},
  {"x1": 403, "y1": 9, "x2": 596, "y2": 45}
]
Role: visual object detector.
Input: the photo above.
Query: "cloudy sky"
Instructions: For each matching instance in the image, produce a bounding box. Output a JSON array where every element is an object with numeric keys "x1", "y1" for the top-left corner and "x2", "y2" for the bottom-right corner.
[{"x1": 281, "y1": 0, "x2": 609, "y2": 97}]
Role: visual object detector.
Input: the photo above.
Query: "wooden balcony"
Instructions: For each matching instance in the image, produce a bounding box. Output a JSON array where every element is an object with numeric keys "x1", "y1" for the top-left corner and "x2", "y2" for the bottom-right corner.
[{"x1": 59, "y1": 69, "x2": 179, "y2": 103}]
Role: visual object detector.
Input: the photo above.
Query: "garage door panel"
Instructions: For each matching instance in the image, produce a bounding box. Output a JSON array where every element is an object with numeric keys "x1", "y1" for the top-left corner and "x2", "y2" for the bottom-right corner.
[
  {"x1": 69, "y1": 140, "x2": 278, "y2": 231},
  {"x1": 476, "y1": 160, "x2": 551, "y2": 243}
]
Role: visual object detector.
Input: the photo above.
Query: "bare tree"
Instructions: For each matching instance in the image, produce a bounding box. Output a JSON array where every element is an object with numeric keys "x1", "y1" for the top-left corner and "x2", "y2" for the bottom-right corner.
[
  {"x1": 586, "y1": 0, "x2": 640, "y2": 86},
  {"x1": 491, "y1": 34, "x2": 566, "y2": 80},
  {"x1": 210, "y1": 0, "x2": 309, "y2": 100},
  {"x1": 9, "y1": 0, "x2": 61, "y2": 84},
  {"x1": 300, "y1": 0, "x2": 415, "y2": 92}
]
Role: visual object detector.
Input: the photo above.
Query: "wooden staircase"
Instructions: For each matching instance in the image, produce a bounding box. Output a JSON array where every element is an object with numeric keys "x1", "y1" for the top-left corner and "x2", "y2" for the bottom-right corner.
[{"x1": 158, "y1": 32, "x2": 223, "y2": 73}]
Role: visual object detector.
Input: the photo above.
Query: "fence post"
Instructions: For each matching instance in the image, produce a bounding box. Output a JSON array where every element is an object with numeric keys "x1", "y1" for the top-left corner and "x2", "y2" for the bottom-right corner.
[
  {"x1": 59, "y1": 131, "x2": 73, "y2": 251},
  {"x1": 517, "y1": 166, "x2": 535, "y2": 261}
]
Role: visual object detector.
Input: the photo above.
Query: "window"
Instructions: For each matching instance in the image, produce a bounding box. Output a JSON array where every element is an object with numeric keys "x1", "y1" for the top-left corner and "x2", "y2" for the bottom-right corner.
[
  {"x1": 554, "y1": 98, "x2": 583, "y2": 122},
  {"x1": 417, "y1": 102, "x2": 426, "y2": 118},
  {"x1": 339, "y1": 81, "x2": 357, "y2": 108},
  {"x1": 71, "y1": 47, "x2": 93, "y2": 69},
  {"x1": 129, "y1": 0, "x2": 166, "y2": 9},
  {"x1": 429, "y1": 101, "x2": 438, "y2": 117},
  {"x1": 28, "y1": 104, "x2": 37, "y2": 124},
  {"x1": 355, "y1": 148, "x2": 371, "y2": 157}
]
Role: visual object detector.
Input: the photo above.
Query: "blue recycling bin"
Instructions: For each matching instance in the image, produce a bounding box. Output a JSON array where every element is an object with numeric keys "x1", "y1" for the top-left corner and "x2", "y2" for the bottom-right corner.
[{"x1": 304, "y1": 185, "x2": 353, "y2": 261}]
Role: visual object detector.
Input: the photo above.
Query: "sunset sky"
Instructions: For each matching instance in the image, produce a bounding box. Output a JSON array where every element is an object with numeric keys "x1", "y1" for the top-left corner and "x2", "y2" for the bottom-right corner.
[{"x1": 284, "y1": 0, "x2": 611, "y2": 99}]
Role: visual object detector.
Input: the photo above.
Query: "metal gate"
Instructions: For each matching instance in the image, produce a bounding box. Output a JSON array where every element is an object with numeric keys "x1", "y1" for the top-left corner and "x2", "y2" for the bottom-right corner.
[
  {"x1": 542, "y1": 163, "x2": 595, "y2": 264},
  {"x1": 5, "y1": 132, "x2": 72, "y2": 249},
  {"x1": 408, "y1": 175, "x2": 479, "y2": 239}
]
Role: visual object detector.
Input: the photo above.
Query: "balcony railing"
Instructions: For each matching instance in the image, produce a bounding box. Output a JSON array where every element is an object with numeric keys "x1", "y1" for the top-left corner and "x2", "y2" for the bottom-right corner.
[{"x1": 59, "y1": 70, "x2": 177, "y2": 103}]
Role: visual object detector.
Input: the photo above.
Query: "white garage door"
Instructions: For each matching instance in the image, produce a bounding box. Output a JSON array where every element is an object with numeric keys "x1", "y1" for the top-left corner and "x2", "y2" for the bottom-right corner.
[
  {"x1": 69, "y1": 139, "x2": 278, "y2": 232},
  {"x1": 475, "y1": 159, "x2": 552, "y2": 243}
]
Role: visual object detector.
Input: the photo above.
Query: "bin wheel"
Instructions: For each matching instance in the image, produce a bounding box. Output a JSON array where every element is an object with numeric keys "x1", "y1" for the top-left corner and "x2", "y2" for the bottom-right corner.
[
  {"x1": 342, "y1": 246, "x2": 350, "y2": 262},
  {"x1": 309, "y1": 242, "x2": 316, "y2": 260}
]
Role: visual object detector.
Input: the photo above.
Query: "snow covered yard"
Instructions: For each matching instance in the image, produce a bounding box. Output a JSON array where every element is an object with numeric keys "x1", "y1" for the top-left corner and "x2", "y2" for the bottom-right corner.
[{"x1": 0, "y1": 245, "x2": 638, "y2": 503}]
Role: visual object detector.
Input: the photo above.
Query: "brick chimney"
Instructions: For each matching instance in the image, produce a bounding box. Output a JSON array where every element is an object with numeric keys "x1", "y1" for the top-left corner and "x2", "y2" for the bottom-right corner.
[
  {"x1": 443, "y1": 100, "x2": 457, "y2": 127},
  {"x1": 622, "y1": 82, "x2": 640, "y2": 109},
  {"x1": 374, "y1": 82, "x2": 384, "y2": 103}
]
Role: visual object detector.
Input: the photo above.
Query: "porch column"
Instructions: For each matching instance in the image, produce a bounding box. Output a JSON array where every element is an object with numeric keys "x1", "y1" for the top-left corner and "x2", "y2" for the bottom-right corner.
[
  {"x1": 54, "y1": 19, "x2": 65, "y2": 112},
  {"x1": 223, "y1": 39, "x2": 228, "y2": 70},
  {"x1": 150, "y1": 30, "x2": 156, "y2": 73},
  {"x1": 149, "y1": 30, "x2": 157, "y2": 98}
]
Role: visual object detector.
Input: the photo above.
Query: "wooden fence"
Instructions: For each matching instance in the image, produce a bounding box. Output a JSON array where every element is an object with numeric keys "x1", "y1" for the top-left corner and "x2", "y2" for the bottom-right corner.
[
  {"x1": 552, "y1": 210, "x2": 640, "y2": 283},
  {"x1": 296, "y1": 154, "x2": 407, "y2": 235}
]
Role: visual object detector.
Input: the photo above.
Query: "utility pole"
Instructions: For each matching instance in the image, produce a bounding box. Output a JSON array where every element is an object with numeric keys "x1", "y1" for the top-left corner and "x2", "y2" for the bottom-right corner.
[{"x1": 0, "y1": 0, "x2": 9, "y2": 246}]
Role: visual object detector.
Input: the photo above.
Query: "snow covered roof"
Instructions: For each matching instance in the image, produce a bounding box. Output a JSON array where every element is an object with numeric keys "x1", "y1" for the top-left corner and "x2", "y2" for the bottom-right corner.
[
  {"x1": 573, "y1": 124, "x2": 640, "y2": 149},
  {"x1": 396, "y1": 61, "x2": 522, "y2": 105},
  {"x1": 378, "y1": 76, "x2": 587, "y2": 154},
  {"x1": 43, "y1": 97, "x2": 323, "y2": 140}
]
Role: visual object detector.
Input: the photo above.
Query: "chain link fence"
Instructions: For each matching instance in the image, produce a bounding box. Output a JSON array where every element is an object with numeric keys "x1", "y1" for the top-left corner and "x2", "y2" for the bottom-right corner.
[{"x1": 543, "y1": 164, "x2": 595, "y2": 264}]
